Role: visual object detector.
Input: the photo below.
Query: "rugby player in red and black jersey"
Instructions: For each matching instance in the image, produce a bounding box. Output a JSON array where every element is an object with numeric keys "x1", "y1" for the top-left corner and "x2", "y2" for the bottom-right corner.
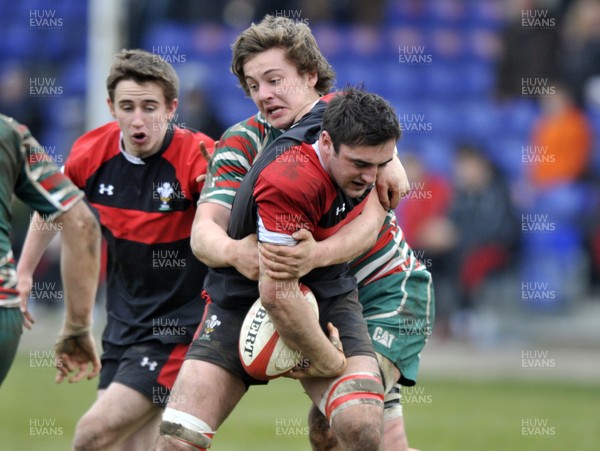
[
  {"x1": 158, "y1": 87, "x2": 400, "y2": 450},
  {"x1": 20, "y1": 49, "x2": 214, "y2": 450},
  {"x1": 180, "y1": 16, "x2": 430, "y2": 451}
]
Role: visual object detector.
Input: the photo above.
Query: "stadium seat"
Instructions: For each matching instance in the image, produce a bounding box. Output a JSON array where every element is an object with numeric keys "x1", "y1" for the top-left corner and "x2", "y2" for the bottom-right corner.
[
  {"x1": 465, "y1": 0, "x2": 505, "y2": 30},
  {"x1": 61, "y1": 58, "x2": 87, "y2": 96},
  {"x1": 311, "y1": 24, "x2": 347, "y2": 58},
  {"x1": 500, "y1": 99, "x2": 540, "y2": 138},
  {"x1": 425, "y1": 0, "x2": 470, "y2": 27},
  {"x1": 423, "y1": 62, "x2": 466, "y2": 99},
  {"x1": 142, "y1": 22, "x2": 195, "y2": 58},
  {"x1": 212, "y1": 93, "x2": 256, "y2": 128},
  {"x1": 532, "y1": 183, "x2": 589, "y2": 223},
  {"x1": 520, "y1": 227, "x2": 586, "y2": 312},
  {"x1": 463, "y1": 62, "x2": 496, "y2": 96},
  {"x1": 418, "y1": 137, "x2": 455, "y2": 176}
]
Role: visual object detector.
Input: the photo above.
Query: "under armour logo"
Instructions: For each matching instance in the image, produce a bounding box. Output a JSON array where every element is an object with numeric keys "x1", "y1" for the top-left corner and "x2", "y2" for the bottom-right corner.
[
  {"x1": 336, "y1": 203, "x2": 346, "y2": 215},
  {"x1": 141, "y1": 356, "x2": 158, "y2": 371},
  {"x1": 99, "y1": 183, "x2": 114, "y2": 195}
]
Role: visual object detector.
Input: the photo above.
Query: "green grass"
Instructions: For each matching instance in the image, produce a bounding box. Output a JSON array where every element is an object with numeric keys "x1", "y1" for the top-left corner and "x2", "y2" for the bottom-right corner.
[{"x1": 1, "y1": 351, "x2": 598, "y2": 450}]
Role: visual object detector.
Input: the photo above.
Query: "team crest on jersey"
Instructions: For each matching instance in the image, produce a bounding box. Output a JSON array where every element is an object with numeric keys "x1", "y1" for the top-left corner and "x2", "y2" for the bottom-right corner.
[
  {"x1": 155, "y1": 182, "x2": 174, "y2": 211},
  {"x1": 154, "y1": 181, "x2": 187, "y2": 211},
  {"x1": 199, "y1": 314, "x2": 221, "y2": 340}
]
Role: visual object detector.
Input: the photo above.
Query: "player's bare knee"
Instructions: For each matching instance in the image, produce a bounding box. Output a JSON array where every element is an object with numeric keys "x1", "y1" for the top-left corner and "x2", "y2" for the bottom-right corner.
[
  {"x1": 319, "y1": 372, "x2": 384, "y2": 451},
  {"x1": 73, "y1": 414, "x2": 113, "y2": 451},
  {"x1": 334, "y1": 412, "x2": 382, "y2": 451}
]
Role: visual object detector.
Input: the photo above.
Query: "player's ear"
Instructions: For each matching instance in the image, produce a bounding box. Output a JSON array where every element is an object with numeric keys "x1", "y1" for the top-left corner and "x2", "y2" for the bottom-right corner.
[
  {"x1": 307, "y1": 71, "x2": 318, "y2": 89},
  {"x1": 320, "y1": 130, "x2": 332, "y2": 148},
  {"x1": 167, "y1": 98, "x2": 178, "y2": 120},
  {"x1": 107, "y1": 97, "x2": 116, "y2": 119}
]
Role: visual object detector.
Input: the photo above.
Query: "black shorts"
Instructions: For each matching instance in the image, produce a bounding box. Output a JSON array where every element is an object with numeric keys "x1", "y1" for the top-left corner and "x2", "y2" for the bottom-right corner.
[
  {"x1": 186, "y1": 289, "x2": 375, "y2": 386},
  {"x1": 99, "y1": 340, "x2": 190, "y2": 407}
]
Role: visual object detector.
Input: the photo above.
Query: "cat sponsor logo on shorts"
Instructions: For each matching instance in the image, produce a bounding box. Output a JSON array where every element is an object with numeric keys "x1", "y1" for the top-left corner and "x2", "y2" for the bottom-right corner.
[{"x1": 372, "y1": 327, "x2": 396, "y2": 348}]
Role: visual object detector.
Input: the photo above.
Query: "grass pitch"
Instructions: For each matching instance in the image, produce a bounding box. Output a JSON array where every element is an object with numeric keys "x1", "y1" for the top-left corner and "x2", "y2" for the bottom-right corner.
[{"x1": 1, "y1": 350, "x2": 598, "y2": 450}]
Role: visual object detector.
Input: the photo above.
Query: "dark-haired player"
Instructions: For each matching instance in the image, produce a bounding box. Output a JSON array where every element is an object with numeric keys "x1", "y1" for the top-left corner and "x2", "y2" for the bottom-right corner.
[
  {"x1": 158, "y1": 87, "x2": 400, "y2": 451},
  {"x1": 188, "y1": 15, "x2": 433, "y2": 451}
]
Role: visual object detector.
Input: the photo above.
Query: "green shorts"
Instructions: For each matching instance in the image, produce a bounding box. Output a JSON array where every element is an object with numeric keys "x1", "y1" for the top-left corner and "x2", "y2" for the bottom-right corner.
[
  {"x1": 0, "y1": 307, "x2": 23, "y2": 386},
  {"x1": 359, "y1": 269, "x2": 435, "y2": 386}
]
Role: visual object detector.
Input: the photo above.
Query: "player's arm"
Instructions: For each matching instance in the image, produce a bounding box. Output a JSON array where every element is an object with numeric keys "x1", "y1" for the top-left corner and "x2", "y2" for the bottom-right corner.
[
  {"x1": 16, "y1": 211, "x2": 60, "y2": 328},
  {"x1": 53, "y1": 200, "x2": 101, "y2": 383},
  {"x1": 18, "y1": 203, "x2": 101, "y2": 382},
  {"x1": 15, "y1": 133, "x2": 101, "y2": 382},
  {"x1": 191, "y1": 130, "x2": 263, "y2": 279},
  {"x1": 259, "y1": 192, "x2": 387, "y2": 280},
  {"x1": 17, "y1": 205, "x2": 100, "y2": 383},
  {"x1": 259, "y1": 261, "x2": 346, "y2": 378},
  {"x1": 255, "y1": 177, "x2": 346, "y2": 378},
  {"x1": 376, "y1": 149, "x2": 409, "y2": 210},
  {"x1": 191, "y1": 203, "x2": 259, "y2": 281}
]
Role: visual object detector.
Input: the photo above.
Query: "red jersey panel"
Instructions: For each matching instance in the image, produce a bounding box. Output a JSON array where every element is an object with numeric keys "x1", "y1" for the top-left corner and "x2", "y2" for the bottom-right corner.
[
  {"x1": 204, "y1": 99, "x2": 369, "y2": 308},
  {"x1": 65, "y1": 122, "x2": 214, "y2": 345}
]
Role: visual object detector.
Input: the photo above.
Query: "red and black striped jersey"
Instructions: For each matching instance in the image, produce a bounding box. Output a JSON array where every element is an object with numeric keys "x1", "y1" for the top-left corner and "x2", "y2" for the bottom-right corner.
[{"x1": 65, "y1": 121, "x2": 214, "y2": 345}]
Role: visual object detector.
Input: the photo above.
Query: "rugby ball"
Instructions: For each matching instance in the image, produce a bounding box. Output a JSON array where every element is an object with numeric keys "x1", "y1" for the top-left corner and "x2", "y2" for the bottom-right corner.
[{"x1": 239, "y1": 283, "x2": 319, "y2": 380}]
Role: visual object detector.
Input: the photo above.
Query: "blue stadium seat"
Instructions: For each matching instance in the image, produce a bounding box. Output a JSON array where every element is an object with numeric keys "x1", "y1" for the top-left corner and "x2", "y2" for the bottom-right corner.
[
  {"x1": 425, "y1": 0, "x2": 470, "y2": 27},
  {"x1": 212, "y1": 93, "x2": 256, "y2": 128},
  {"x1": 380, "y1": 62, "x2": 423, "y2": 101},
  {"x1": 500, "y1": 99, "x2": 540, "y2": 138},
  {"x1": 463, "y1": 62, "x2": 495, "y2": 96},
  {"x1": 486, "y1": 137, "x2": 526, "y2": 182},
  {"x1": 142, "y1": 22, "x2": 195, "y2": 59},
  {"x1": 61, "y1": 58, "x2": 87, "y2": 96},
  {"x1": 4, "y1": 24, "x2": 36, "y2": 58},
  {"x1": 384, "y1": 0, "x2": 430, "y2": 27},
  {"x1": 423, "y1": 62, "x2": 466, "y2": 99},
  {"x1": 346, "y1": 25, "x2": 385, "y2": 57},
  {"x1": 465, "y1": 28, "x2": 503, "y2": 63},
  {"x1": 385, "y1": 25, "x2": 428, "y2": 59},
  {"x1": 417, "y1": 100, "x2": 462, "y2": 139},
  {"x1": 418, "y1": 137, "x2": 455, "y2": 176},
  {"x1": 520, "y1": 224, "x2": 585, "y2": 312},
  {"x1": 428, "y1": 27, "x2": 468, "y2": 62},
  {"x1": 333, "y1": 59, "x2": 379, "y2": 90},
  {"x1": 532, "y1": 183, "x2": 589, "y2": 223},
  {"x1": 311, "y1": 24, "x2": 347, "y2": 58},
  {"x1": 465, "y1": 0, "x2": 505, "y2": 30}
]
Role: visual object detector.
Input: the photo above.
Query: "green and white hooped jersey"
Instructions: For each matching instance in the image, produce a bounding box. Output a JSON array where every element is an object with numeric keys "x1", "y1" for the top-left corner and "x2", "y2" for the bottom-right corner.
[
  {"x1": 350, "y1": 211, "x2": 428, "y2": 288},
  {"x1": 0, "y1": 114, "x2": 83, "y2": 307}
]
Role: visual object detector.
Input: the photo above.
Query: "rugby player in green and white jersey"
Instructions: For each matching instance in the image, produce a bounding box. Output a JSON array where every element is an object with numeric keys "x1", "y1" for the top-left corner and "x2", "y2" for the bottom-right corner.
[
  {"x1": 191, "y1": 16, "x2": 434, "y2": 451},
  {"x1": 0, "y1": 114, "x2": 101, "y2": 387}
]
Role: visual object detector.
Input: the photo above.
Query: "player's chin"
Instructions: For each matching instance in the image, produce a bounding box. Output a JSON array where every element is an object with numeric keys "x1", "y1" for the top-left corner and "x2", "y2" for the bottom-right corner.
[
  {"x1": 345, "y1": 183, "x2": 368, "y2": 198},
  {"x1": 266, "y1": 113, "x2": 293, "y2": 130}
]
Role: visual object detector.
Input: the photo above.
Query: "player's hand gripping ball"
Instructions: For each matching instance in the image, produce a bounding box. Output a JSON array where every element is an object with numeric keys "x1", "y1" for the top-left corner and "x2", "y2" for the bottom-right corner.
[{"x1": 239, "y1": 283, "x2": 318, "y2": 380}]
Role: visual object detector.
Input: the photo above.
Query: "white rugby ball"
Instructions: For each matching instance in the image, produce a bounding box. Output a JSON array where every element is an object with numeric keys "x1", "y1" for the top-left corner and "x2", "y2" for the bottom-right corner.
[{"x1": 239, "y1": 283, "x2": 319, "y2": 380}]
